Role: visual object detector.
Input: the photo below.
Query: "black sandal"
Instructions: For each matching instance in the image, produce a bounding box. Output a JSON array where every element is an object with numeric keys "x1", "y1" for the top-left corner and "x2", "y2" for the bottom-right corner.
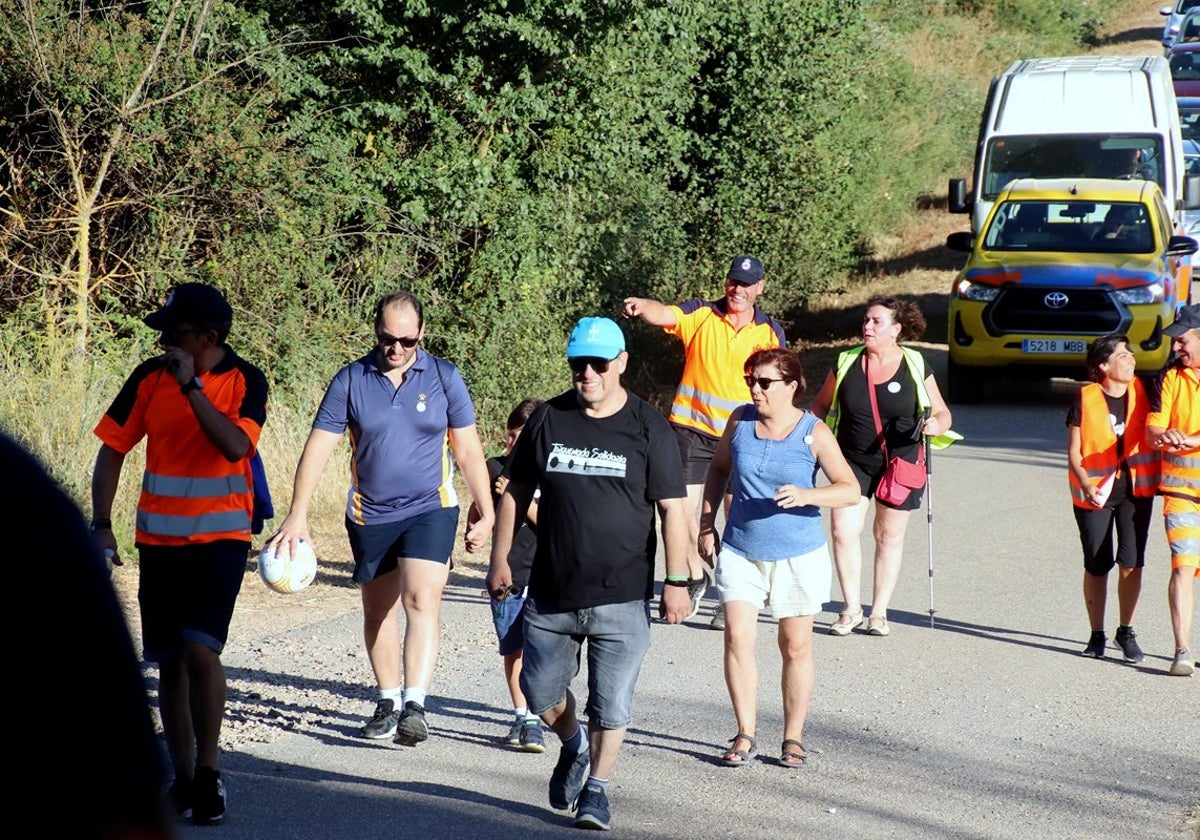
[
  {"x1": 719, "y1": 732, "x2": 758, "y2": 767},
  {"x1": 778, "y1": 739, "x2": 806, "y2": 768}
]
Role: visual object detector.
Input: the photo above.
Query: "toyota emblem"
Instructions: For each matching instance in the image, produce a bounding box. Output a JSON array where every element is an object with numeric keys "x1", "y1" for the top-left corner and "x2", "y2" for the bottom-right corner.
[{"x1": 1043, "y1": 292, "x2": 1069, "y2": 309}]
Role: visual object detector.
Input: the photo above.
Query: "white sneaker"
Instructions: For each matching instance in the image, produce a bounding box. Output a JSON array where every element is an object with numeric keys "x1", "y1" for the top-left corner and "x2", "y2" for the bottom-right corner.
[{"x1": 1168, "y1": 649, "x2": 1195, "y2": 676}]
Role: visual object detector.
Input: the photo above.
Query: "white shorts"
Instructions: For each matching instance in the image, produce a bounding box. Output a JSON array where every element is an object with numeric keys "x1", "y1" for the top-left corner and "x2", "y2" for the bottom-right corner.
[{"x1": 714, "y1": 543, "x2": 831, "y2": 619}]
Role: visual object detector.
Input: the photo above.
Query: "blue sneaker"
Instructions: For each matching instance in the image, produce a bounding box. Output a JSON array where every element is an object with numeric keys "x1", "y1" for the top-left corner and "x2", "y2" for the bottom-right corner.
[
  {"x1": 573, "y1": 784, "x2": 611, "y2": 831},
  {"x1": 548, "y1": 743, "x2": 590, "y2": 810}
]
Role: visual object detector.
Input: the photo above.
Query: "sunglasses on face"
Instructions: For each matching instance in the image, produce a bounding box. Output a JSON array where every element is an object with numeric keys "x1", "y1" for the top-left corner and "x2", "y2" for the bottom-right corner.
[
  {"x1": 377, "y1": 332, "x2": 420, "y2": 349},
  {"x1": 744, "y1": 375, "x2": 785, "y2": 390},
  {"x1": 162, "y1": 326, "x2": 202, "y2": 344},
  {"x1": 568, "y1": 356, "x2": 613, "y2": 375}
]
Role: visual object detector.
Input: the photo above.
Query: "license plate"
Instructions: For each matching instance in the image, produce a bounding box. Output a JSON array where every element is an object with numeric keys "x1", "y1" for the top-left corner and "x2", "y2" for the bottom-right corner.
[{"x1": 1021, "y1": 339, "x2": 1086, "y2": 354}]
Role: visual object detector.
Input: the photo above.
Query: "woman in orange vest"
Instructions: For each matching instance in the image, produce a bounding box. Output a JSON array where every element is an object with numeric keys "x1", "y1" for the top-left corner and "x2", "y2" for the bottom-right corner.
[{"x1": 1067, "y1": 333, "x2": 1159, "y2": 663}]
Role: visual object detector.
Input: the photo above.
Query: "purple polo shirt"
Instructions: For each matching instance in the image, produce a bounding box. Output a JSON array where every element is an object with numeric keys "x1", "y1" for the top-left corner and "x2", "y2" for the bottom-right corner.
[{"x1": 313, "y1": 350, "x2": 477, "y2": 525}]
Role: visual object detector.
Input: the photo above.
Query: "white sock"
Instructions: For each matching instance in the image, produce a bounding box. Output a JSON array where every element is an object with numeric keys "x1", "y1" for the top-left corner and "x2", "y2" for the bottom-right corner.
[
  {"x1": 381, "y1": 687, "x2": 403, "y2": 704},
  {"x1": 514, "y1": 707, "x2": 528, "y2": 720},
  {"x1": 403, "y1": 687, "x2": 427, "y2": 707}
]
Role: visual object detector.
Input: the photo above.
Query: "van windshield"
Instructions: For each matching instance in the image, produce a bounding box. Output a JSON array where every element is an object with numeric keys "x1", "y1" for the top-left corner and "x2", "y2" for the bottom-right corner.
[
  {"x1": 982, "y1": 200, "x2": 1154, "y2": 254},
  {"x1": 981, "y1": 135, "x2": 1165, "y2": 200}
]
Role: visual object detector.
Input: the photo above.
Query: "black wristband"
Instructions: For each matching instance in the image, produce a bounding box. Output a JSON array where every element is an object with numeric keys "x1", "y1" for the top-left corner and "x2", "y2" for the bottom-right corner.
[
  {"x1": 181, "y1": 376, "x2": 203, "y2": 395},
  {"x1": 90, "y1": 518, "x2": 112, "y2": 532},
  {"x1": 663, "y1": 578, "x2": 690, "y2": 588}
]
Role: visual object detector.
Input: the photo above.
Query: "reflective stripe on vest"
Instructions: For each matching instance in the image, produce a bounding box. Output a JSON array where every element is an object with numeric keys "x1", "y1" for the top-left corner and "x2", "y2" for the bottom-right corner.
[
  {"x1": 669, "y1": 383, "x2": 746, "y2": 437},
  {"x1": 142, "y1": 471, "x2": 250, "y2": 497},
  {"x1": 137, "y1": 509, "x2": 252, "y2": 538},
  {"x1": 1161, "y1": 450, "x2": 1200, "y2": 500}
]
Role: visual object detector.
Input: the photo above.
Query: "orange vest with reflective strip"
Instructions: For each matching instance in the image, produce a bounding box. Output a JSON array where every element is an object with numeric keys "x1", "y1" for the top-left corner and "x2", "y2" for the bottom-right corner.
[
  {"x1": 94, "y1": 350, "x2": 267, "y2": 546},
  {"x1": 1068, "y1": 380, "x2": 1159, "y2": 508},
  {"x1": 1152, "y1": 365, "x2": 1200, "y2": 502},
  {"x1": 665, "y1": 301, "x2": 785, "y2": 439}
]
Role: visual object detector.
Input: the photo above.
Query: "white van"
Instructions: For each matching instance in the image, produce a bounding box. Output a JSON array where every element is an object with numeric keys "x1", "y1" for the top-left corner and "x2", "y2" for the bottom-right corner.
[{"x1": 948, "y1": 55, "x2": 1200, "y2": 232}]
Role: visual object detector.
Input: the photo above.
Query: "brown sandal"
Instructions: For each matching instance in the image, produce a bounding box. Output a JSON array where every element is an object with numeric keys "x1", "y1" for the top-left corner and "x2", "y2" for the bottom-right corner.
[
  {"x1": 719, "y1": 732, "x2": 758, "y2": 767},
  {"x1": 778, "y1": 739, "x2": 806, "y2": 768}
]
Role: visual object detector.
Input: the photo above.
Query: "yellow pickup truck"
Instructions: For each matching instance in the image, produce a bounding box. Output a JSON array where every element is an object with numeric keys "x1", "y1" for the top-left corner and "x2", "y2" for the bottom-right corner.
[{"x1": 943, "y1": 177, "x2": 1198, "y2": 403}]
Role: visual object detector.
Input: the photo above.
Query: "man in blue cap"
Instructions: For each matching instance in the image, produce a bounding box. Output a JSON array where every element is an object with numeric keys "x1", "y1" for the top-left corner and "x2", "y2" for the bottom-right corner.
[{"x1": 487, "y1": 316, "x2": 692, "y2": 831}]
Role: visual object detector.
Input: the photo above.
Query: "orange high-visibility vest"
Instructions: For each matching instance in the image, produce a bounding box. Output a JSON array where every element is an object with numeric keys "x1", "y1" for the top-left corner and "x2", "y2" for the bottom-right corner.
[
  {"x1": 1069, "y1": 379, "x2": 1159, "y2": 508},
  {"x1": 665, "y1": 300, "x2": 785, "y2": 439},
  {"x1": 95, "y1": 350, "x2": 267, "y2": 546},
  {"x1": 1153, "y1": 365, "x2": 1200, "y2": 502}
]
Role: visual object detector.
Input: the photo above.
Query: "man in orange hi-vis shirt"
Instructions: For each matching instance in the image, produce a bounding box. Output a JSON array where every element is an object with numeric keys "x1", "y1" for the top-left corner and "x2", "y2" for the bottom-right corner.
[
  {"x1": 91, "y1": 283, "x2": 268, "y2": 826},
  {"x1": 1147, "y1": 303, "x2": 1200, "y2": 677},
  {"x1": 622, "y1": 256, "x2": 786, "y2": 629}
]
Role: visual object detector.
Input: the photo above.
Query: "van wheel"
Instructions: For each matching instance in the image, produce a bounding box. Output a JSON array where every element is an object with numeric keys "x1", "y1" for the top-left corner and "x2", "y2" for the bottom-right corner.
[{"x1": 947, "y1": 359, "x2": 985, "y2": 404}]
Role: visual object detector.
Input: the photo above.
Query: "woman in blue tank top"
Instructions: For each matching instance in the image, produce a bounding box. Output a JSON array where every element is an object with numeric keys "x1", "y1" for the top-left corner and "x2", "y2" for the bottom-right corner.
[{"x1": 698, "y1": 348, "x2": 859, "y2": 769}]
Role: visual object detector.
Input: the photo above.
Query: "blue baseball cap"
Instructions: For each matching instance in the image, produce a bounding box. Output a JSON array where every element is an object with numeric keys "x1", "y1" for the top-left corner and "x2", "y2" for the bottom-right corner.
[{"x1": 566, "y1": 317, "x2": 626, "y2": 359}]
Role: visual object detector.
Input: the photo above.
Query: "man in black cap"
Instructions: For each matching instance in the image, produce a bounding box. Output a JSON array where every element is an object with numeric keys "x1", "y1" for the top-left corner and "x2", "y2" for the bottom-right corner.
[
  {"x1": 1147, "y1": 303, "x2": 1200, "y2": 676},
  {"x1": 622, "y1": 256, "x2": 786, "y2": 629},
  {"x1": 91, "y1": 282, "x2": 268, "y2": 825}
]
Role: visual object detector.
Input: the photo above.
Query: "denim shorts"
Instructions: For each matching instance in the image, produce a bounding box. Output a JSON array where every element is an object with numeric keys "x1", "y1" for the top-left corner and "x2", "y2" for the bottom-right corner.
[
  {"x1": 519, "y1": 598, "x2": 651, "y2": 729},
  {"x1": 491, "y1": 588, "x2": 527, "y2": 656}
]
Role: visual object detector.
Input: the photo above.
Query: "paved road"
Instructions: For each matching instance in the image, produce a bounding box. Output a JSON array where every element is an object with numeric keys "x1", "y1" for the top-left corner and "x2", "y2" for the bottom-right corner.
[{"x1": 178, "y1": 354, "x2": 1198, "y2": 840}]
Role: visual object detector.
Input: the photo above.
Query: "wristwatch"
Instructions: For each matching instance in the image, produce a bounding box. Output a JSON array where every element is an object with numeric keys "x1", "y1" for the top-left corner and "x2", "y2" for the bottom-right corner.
[{"x1": 180, "y1": 376, "x2": 203, "y2": 395}]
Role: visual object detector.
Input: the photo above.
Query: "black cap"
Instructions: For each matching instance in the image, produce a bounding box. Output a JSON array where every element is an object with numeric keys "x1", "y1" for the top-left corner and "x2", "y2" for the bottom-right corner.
[
  {"x1": 1163, "y1": 303, "x2": 1200, "y2": 337},
  {"x1": 143, "y1": 283, "x2": 232, "y2": 330},
  {"x1": 727, "y1": 255, "x2": 764, "y2": 284}
]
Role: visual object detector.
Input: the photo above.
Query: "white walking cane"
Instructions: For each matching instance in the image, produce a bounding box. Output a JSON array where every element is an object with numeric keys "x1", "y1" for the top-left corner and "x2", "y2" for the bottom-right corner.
[{"x1": 925, "y1": 432, "x2": 935, "y2": 629}]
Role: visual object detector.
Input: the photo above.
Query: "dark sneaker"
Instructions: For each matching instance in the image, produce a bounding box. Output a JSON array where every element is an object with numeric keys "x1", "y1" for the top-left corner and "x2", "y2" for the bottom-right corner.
[
  {"x1": 685, "y1": 570, "x2": 710, "y2": 621},
  {"x1": 548, "y1": 744, "x2": 591, "y2": 810},
  {"x1": 191, "y1": 766, "x2": 226, "y2": 826},
  {"x1": 168, "y1": 777, "x2": 192, "y2": 821},
  {"x1": 393, "y1": 701, "x2": 429, "y2": 746},
  {"x1": 519, "y1": 719, "x2": 546, "y2": 753},
  {"x1": 1169, "y1": 649, "x2": 1195, "y2": 676},
  {"x1": 1082, "y1": 631, "x2": 1106, "y2": 658},
  {"x1": 709, "y1": 605, "x2": 725, "y2": 631},
  {"x1": 1114, "y1": 627, "x2": 1146, "y2": 663},
  {"x1": 506, "y1": 719, "x2": 524, "y2": 746},
  {"x1": 360, "y1": 698, "x2": 399, "y2": 739},
  {"x1": 573, "y1": 783, "x2": 611, "y2": 831}
]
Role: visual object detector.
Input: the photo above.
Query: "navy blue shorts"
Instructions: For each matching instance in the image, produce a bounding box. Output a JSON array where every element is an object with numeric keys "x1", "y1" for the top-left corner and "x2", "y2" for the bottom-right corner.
[
  {"x1": 137, "y1": 540, "x2": 249, "y2": 661},
  {"x1": 346, "y1": 506, "x2": 459, "y2": 583},
  {"x1": 491, "y1": 589, "x2": 528, "y2": 656}
]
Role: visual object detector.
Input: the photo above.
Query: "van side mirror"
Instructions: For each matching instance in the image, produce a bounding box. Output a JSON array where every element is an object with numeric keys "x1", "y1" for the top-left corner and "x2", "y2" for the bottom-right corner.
[
  {"x1": 1184, "y1": 173, "x2": 1200, "y2": 210},
  {"x1": 945, "y1": 231, "x2": 974, "y2": 252},
  {"x1": 948, "y1": 179, "x2": 969, "y2": 214}
]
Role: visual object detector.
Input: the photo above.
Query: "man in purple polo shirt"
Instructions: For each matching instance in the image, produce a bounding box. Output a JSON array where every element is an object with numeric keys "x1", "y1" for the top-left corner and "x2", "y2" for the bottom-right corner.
[{"x1": 268, "y1": 292, "x2": 494, "y2": 745}]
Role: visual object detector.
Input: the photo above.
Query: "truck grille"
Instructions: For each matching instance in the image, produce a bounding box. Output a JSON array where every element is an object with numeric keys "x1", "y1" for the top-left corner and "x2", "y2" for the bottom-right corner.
[{"x1": 983, "y1": 286, "x2": 1126, "y2": 335}]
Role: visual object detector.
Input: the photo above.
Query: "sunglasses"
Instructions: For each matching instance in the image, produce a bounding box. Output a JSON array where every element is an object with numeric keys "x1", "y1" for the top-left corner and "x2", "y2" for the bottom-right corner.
[
  {"x1": 568, "y1": 356, "x2": 613, "y2": 375},
  {"x1": 162, "y1": 326, "x2": 203, "y2": 344},
  {"x1": 377, "y1": 332, "x2": 420, "y2": 349},
  {"x1": 744, "y1": 375, "x2": 786, "y2": 390}
]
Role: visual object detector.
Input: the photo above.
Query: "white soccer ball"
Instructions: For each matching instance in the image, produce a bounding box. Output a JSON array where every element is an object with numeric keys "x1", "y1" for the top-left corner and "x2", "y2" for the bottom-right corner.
[{"x1": 258, "y1": 539, "x2": 317, "y2": 594}]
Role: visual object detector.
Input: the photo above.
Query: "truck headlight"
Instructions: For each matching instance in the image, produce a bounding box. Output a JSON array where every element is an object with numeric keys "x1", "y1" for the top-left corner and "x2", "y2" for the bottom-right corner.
[
  {"x1": 954, "y1": 279, "x2": 999, "y2": 302},
  {"x1": 1113, "y1": 284, "x2": 1164, "y2": 304}
]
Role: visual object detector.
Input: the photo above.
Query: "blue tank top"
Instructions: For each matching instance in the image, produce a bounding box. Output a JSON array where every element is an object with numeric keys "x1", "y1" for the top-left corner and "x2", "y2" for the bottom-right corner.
[{"x1": 723, "y1": 408, "x2": 827, "y2": 561}]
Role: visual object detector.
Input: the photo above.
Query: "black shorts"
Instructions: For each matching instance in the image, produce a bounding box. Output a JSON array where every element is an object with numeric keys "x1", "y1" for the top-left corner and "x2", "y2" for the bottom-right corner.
[
  {"x1": 137, "y1": 540, "x2": 249, "y2": 661},
  {"x1": 674, "y1": 425, "x2": 720, "y2": 485},
  {"x1": 1074, "y1": 494, "x2": 1154, "y2": 576},
  {"x1": 346, "y1": 506, "x2": 459, "y2": 583}
]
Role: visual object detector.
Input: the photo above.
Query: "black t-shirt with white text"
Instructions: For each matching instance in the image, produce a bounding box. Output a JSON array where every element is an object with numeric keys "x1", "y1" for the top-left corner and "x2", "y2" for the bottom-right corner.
[{"x1": 508, "y1": 390, "x2": 686, "y2": 610}]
